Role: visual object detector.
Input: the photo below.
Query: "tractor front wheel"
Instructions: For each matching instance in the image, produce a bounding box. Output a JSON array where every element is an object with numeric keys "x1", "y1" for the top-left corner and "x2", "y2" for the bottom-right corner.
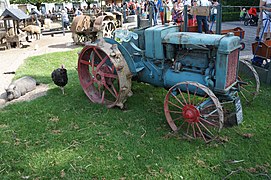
[
  {"x1": 164, "y1": 81, "x2": 224, "y2": 142},
  {"x1": 238, "y1": 59, "x2": 260, "y2": 104}
]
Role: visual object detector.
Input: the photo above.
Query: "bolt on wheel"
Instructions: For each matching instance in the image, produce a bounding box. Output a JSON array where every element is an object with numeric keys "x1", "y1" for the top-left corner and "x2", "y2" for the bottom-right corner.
[
  {"x1": 164, "y1": 81, "x2": 224, "y2": 142},
  {"x1": 238, "y1": 59, "x2": 260, "y2": 104},
  {"x1": 78, "y1": 39, "x2": 132, "y2": 108}
]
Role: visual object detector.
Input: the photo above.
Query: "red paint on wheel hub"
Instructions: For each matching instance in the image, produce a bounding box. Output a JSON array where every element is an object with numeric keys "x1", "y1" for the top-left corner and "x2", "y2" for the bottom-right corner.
[{"x1": 182, "y1": 105, "x2": 200, "y2": 123}]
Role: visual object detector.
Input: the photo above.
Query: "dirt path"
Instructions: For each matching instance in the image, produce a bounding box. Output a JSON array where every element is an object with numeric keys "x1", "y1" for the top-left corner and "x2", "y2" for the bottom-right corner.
[{"x1": 0, "y1": 32, "x2": 79, "y2": 105}]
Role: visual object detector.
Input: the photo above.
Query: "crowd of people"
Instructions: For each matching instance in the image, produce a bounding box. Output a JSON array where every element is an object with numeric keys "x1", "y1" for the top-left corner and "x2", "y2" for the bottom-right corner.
[
  {"x1": 28, "y1": 0, "x2": 221, "y2": 33},
  {"x1": 120, "y1": 0, "x2": 219, "y2": 33}
]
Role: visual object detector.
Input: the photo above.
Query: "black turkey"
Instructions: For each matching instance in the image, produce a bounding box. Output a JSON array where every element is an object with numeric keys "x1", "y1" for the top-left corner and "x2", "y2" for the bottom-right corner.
[{"x1": 51, "y1": 65, "x2": 68, "y2": 94}]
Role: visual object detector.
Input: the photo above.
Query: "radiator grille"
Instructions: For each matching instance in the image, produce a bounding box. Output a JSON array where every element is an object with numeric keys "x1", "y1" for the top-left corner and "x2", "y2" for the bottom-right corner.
[{"x1": 226, "y1": 49, "x2": 239, "y2": 88}]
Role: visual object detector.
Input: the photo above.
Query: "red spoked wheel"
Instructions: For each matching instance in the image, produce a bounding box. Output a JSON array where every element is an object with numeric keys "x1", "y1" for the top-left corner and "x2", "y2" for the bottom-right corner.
[
  {"x1": 78, "y1": 39, "x2": 132, "y2": 108},
  {"x1": 164, "y1": 81, "x2": 224, "y2": 142}
]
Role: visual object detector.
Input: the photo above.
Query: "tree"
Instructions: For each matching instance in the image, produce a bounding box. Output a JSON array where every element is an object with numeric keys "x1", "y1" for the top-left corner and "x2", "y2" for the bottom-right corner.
[
  {"x1": 10, "y1": 0, "x2": 63, "y2": 10},
  {"x1": 85, "y1": 0, "x2": 96, "y2": 10}
]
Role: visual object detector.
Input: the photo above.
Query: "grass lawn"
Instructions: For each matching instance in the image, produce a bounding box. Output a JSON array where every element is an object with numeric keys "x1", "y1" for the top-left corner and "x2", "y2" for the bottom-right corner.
[{"x1": 0, "y1": 49, "x2": 270, "y2": 179}]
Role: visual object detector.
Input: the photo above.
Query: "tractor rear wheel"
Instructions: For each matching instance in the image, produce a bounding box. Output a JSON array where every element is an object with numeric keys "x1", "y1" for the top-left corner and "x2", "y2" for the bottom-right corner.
[
  {"x1": 77, "y1": 39, "x2": 132, "y2": 108},
  {"x1": 164, "y1": 81, "x2": 224, "y2": 142}
]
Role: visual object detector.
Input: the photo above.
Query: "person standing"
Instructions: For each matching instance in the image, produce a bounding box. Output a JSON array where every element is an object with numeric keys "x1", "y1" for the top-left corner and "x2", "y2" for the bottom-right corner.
[
  {"x1": 74, "y1": 8, "x2": 83, "y2": 16},
  {"x1": 255, "y1": 0, "x2": 264, "y2": 41},
  {"x1": 209, "y1": 0, "x2": 219, "y2": 31},
  {"x1": 173, "y1": 0, "x2": 184, "y2": 25},
  {"x1": 240, "y1": 8, "x2": 246, "y2": 21},
  {"x1": 157, "y1": 0, "x2": 165, "y2": 24},
  {"x1": 262, "y1": 0, "x2": 271, "y2": 40},
  {"x1": 145, "y1": 0, "x2": 158, "y2": 25},
  {"x1": 61, "y1": 10, "x2": 70, "y2": 30},
  {"x1": 195, "y1": 0, "x2": 211, "y2": 33}
]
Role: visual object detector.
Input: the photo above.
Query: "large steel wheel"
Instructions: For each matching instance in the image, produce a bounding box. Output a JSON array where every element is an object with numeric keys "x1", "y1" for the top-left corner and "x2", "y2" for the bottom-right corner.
[
  {"x1": 238, "y1": 59, "x2": 260, "y2": 104},
  {"x1": 164, "y1": 81, "x2": 224, "y2": 142},
  {"x1": 78, "y1": 39, "x2": 132, "y2": 108}
]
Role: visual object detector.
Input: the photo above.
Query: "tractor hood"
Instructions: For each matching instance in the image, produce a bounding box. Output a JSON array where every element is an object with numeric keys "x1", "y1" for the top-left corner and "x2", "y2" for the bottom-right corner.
[{"x1": 163, "y1": 32, "x2": 240, "y2": 54}]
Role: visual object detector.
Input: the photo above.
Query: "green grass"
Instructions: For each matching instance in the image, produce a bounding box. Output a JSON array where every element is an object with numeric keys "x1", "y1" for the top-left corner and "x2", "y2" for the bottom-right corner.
[{"x1": 0, "y1": 50, "x2": 271, "y2": 179}]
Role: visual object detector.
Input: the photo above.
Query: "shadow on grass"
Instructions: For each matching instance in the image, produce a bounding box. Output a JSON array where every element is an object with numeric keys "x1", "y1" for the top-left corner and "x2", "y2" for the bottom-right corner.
[{"x1": 48, "y1": 43, "x2": 81, "y2": 49}]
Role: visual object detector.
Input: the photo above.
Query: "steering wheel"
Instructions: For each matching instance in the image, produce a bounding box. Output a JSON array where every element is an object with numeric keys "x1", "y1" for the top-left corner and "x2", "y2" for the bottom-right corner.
[{"x1": 113, "y1": 29, "x2": 138, "y2": 42}]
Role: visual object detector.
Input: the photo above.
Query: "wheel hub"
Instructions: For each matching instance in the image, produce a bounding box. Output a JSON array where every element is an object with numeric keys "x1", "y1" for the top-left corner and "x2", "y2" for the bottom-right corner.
[
  {"x1": 182, "y1": 105, "x2": 200, "y2": 123},
  {"x1": 96, "y1": 74, "x2": 101, "y2": 80}
]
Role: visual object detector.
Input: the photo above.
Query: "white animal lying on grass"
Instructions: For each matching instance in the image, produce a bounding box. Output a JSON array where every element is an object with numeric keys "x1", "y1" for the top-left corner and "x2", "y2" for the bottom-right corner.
[{"x1": 5, "y1": 76, "x2": 39, "y2": 101}]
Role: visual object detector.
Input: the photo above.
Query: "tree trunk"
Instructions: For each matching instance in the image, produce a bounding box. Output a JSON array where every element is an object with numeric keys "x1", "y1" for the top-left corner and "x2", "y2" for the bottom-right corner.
[
  {"x1": 36, "y1": 2, "x2": 42, "y2": 11},
  {"x1": 86, "y1": 2, "x2": 91, "y2": 10}
]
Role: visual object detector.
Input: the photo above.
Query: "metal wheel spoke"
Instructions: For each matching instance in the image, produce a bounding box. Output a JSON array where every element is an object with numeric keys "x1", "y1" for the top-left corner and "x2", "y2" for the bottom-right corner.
[
  {"x1": 94, "y1": 48, "x2": 105, "y2": 63},
  {"x1": 103, "y1": 82, "x2": 117, "y2": 98},
  {"x1": 192, "y1": 86, "x2": 199, "y2": 105},
  {"x1": 173, "y1": 115, "x2": 184, "y2": 122},
  {"x1": 177, "y1": 88, "x2": 188, "y2": 105},
  {"x1": 171, "y1": 92, "x2": 185, "y2": 107},
  {"x1": 192, "y1": 123, "x2": 196, "y2": 138},
  {"x1": 199, "y1": 121, "x2": 214, "y2": 136},
  {"x1": 102, "y1": 72, "x2": 118, "y2": 79},
  {"x1": 110, "y1": 82, "x2": 119, "y2": 97},
  {"x1": 201, "y1": 108, "x2": 218, "y2": 118},
  {"x1": 91, "y1": 52, "x2": 95, "y2": 73},
  {"x1": 196, "y1": 123, "x2": 207, "y2": 142},
  {"x1": 240, "y1": 90, "x2": 249, "y2": 102},
  {"x1": 96, "y1": 56, "x2": 109, "y2": 71},
  {"x1": 200, "y1": 117, "x2": 219, "y2": 127},
  {"x1": 80, "y1": 60, "x2": 91, "y2": 65},
  {"x1": 176, "y1": 121, "x2": 186, "y2": 131},
  {"x1": 196, "y1": 93, "x2": 208, "y2": 107},
  {"x1": 199, "y1": 103, "x2": 216, "y2": 111},
  {"x1": 101, "y1": 90, "x2": 105, "y2": 103},
  {"x1": 168, "y1": 110, "x2": 183, "y2": 114},
  {"x1": 168, "y1": 100, "x2": 183, "y2": 110},
  {"x1": 186, "y1": 84, "x2": 191, "y2": 104},
  {"x1": 84, "y1": 79, "x2": 94, "y2": 89},
  {"x1": 240, "y1": 85, "x2": 257, "y2": 96},
  {"x1": 186, "y1": 122, "x2": 191, "y2": 134}
]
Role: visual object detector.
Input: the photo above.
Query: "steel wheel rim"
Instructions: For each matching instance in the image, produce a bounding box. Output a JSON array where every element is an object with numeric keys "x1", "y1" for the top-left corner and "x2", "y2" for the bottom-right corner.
[{"x1": 164, "y1": 81, "x2": 224, "y2": 142}]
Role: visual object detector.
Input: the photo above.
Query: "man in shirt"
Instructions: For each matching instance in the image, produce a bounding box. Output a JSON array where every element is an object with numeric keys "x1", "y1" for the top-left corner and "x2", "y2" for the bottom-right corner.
[
  {"x1": 262, "y1": 0, "x2": 271, "y2": 40},
  {"x1": 195, "y1": 0, "x2": 211, "y2": 33}
]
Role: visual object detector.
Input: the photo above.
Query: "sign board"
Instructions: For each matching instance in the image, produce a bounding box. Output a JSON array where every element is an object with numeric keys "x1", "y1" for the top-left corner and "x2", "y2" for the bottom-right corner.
[{"x1": 191, "y1": 6, "x2": 210, "y2": 16}]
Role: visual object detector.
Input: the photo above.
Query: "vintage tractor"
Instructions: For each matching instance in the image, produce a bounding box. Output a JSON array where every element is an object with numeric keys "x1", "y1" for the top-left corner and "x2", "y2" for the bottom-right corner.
[
  {"x1": 77, "y1": 25, "x2": 259, "y2": 142},
  {"x1": 71, "y1": 12, "x2": 122, "y2": 44}
]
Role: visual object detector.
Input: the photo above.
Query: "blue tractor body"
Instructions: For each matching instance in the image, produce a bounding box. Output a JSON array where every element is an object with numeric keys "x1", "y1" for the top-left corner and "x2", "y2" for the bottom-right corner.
[
  {"x1": 78, "y1": 25, "x2": 244, "y2": 142},
  {"x1": 106, "y1": 25, "x2": 240, "y2": 97}
]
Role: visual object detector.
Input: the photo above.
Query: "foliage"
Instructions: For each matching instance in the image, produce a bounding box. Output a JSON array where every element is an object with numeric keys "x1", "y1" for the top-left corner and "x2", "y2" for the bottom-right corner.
[
  {"x1": 222, "y1": 12, "x2": 240, "y2": 22},
  {"x1": 10, "y1": 0, "x2": 62, "y2": 10},
  {"x1": 0, "y1": 50, "x2": 270, "y2": 179},
  {"x1": 221, "y1": 0, "x2": 260, "y2": 6}
]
